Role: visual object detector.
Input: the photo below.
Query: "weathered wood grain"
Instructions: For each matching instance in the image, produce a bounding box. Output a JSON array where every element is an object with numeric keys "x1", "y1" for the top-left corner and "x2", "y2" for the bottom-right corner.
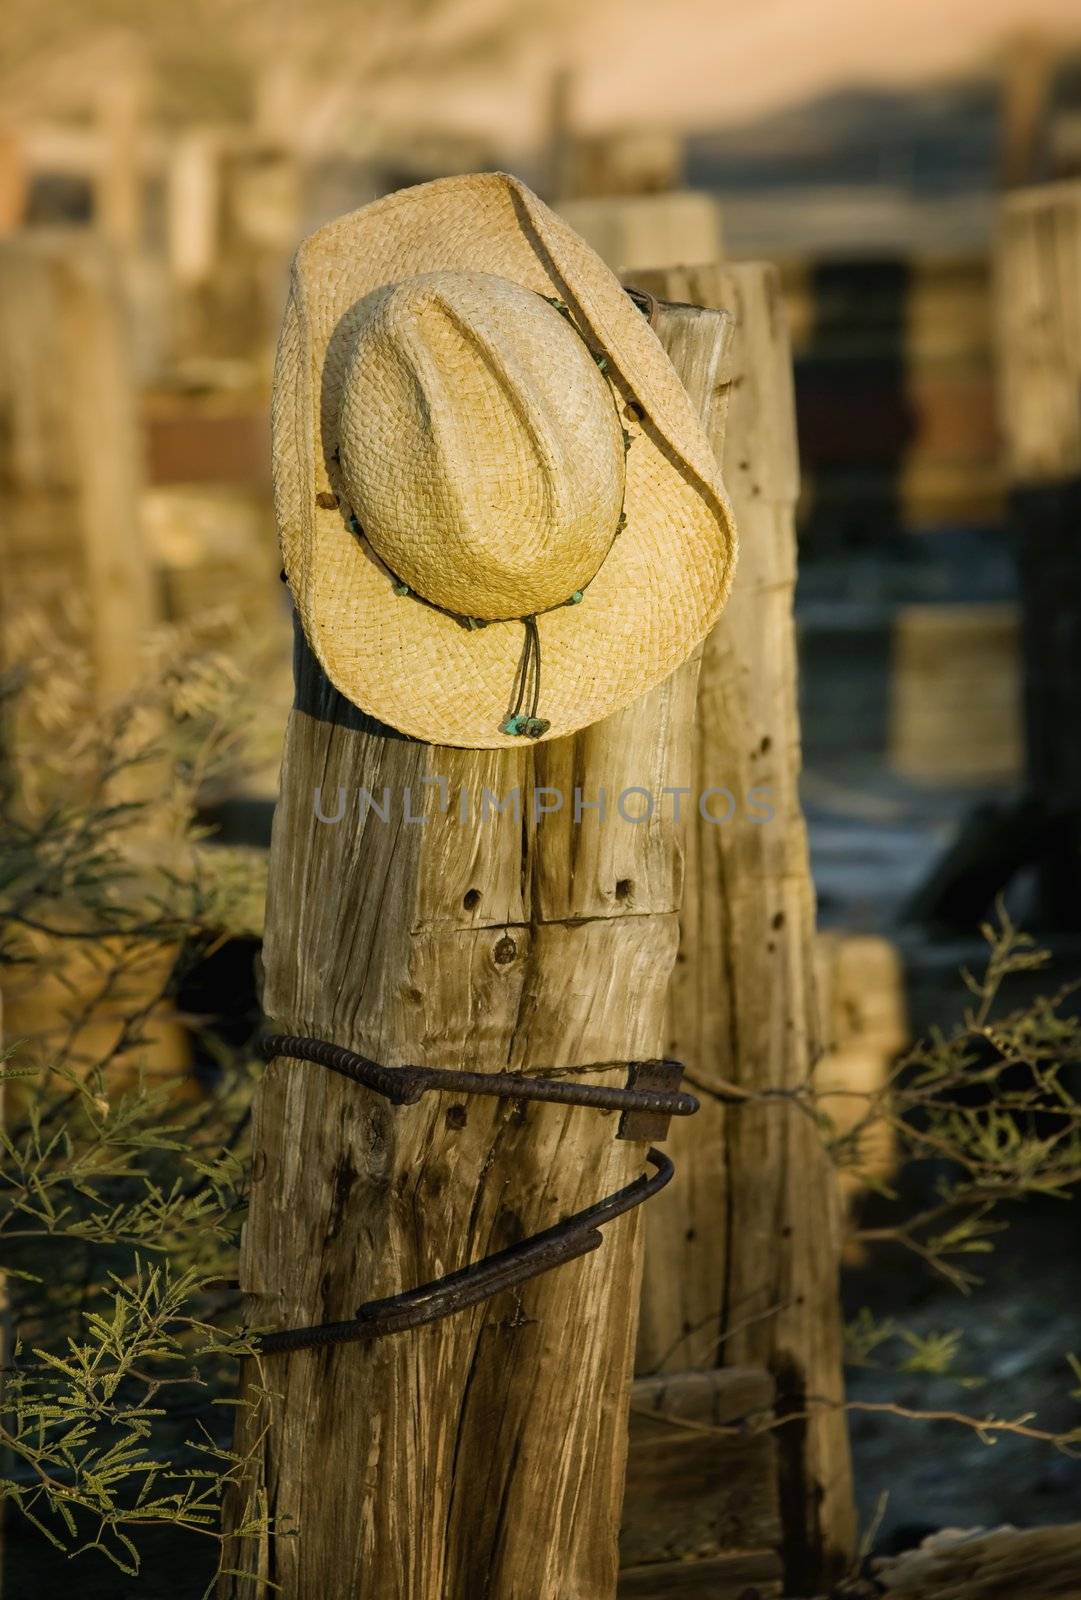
[
  {"x1": 995, "y1": 181, "x2": 1081, "y2": 926},
  {"x1": 627, "y1": 263, "x2": 855, "y2": 1592},
  {"x1": 814, "y1": 933, "x2": 906, "y2": 1234},
  {"x1": 220, "y1": 301, "x2": 732, "y2": 1600},
  {"x1": 621, "y1": 1366, "x2": 780, "y2": 1567},
  {"x1": 995, "y1": 181, "x2": 1081, "y2": 485},
  {"x1": 874, "y1": 1522, "x2": 1081, "y2": 1599},
  {"x1": 618, "y1": 1551, "x2": 783, "y2": 1599}
]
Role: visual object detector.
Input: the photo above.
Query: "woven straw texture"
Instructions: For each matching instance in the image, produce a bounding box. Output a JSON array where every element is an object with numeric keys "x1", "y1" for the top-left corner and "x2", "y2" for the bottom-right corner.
[{"x1": 275, "y1": 171, "x2": 737, "y2": 747}]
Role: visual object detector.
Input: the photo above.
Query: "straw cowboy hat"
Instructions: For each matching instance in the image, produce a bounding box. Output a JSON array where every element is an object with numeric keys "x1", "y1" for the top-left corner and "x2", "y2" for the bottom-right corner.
[{"x1": 275, "y1": 171, "x2": 737, "y2": 747}]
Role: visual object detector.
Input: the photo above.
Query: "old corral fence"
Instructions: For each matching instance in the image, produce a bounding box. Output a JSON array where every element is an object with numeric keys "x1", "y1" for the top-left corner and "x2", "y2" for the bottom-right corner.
[{"x1": 781, "y1": 252, "x2": 1001, "y2": 536}]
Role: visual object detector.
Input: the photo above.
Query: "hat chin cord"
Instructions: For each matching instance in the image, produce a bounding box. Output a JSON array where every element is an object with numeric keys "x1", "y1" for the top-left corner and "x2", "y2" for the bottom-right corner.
[{"x1": 501, "y1": 613, "x2": 546, "y2": 738}]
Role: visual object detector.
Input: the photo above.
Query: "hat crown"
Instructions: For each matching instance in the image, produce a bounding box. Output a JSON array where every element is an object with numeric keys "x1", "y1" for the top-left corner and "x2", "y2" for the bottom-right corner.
[{"x1": 336, "y1": 271, "x2": 626, "y2": 622}]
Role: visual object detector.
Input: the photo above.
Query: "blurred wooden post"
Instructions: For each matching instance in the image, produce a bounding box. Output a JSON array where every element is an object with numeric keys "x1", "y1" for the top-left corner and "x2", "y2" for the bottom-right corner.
[
  {"x1": 220, "y1": 303, "x2": 730, "y2": 1600},
  {"x1": 167, "y1": 129, "x2": 222, "y2": 290},
  {"x1": 556, "y1": 193, "x2": 723, "y2": 275},
  {"x1": 0, "y1": 131, "x2": 27, "y2": 236},
  {"x1": 998, "y1": 32, "x2": 1054, "y2": 191},
  {"x1": 0, "y1": 234, "x2": 155, "y2": 702},
  {"x1": 628, "y1": 262, "x2": 856, "y2": 1591},
  {"x1": 0, "y1": 236, "x2": 182, "y2": 1086},
  {"x1": 815, "y1": 933, "x2": 906, "y2": 1234},
  {"x1": 546, "y1": 66, "x2": 577, "y2": 202},
  {"x1": 995, "y1": 181, "x2": 1081, "y2": 926},
  {"x1": 94, "y1": 51, "x2": 147, "y2": 252}
]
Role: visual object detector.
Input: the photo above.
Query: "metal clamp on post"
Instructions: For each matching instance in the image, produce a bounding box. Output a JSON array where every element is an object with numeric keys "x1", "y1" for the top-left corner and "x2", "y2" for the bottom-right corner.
[
  {"x1": 260, "y1": 1035, "x2": 698, "y2": 1139},
  {"x1": 253, "y1": 1036, "x2": 699, "y2": 1355}
]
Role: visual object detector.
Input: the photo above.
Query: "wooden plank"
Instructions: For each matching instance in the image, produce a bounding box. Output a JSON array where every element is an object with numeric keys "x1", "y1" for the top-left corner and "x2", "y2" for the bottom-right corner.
[
  {"x1": 622, "y1": 1368, "x2": 780, "y2": 1568},
  {"x1": 874, "y1": 1521, "x2": 1081, "y2": 1599},
  {"x1": 888, "y1": 604, "x2": 1022, "y2": 783},
  {"x1": 629, "y1": 1365, "x2": 775, "y2": 1435},
  {"x1": 618, "y1": 1552, "x2": 783, "y2": 1599},
  {"x1": 627, "y1": 263, "x2": 855, "y2": 1592},
  {"x1": 995, "y1": 181, "x2": 1081, "y2": 484},
  {"x1": 220, "y1": 299, "x2": 732, "y2": 1599},
  {"x1": 142, "y1": 408, "x2": 271, "y2": 486}
]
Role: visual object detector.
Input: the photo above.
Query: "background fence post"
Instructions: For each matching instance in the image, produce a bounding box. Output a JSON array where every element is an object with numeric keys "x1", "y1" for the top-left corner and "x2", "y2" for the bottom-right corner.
[
  {"x1": 995, "y1": 180, "x2": 1081, "y2": 928},
  {"x1": 628, "y1": 261, "x2": 857, "y2": 1592},
  {"x1": 0, "y1": 234, "x2": 156, "y2": 704}
]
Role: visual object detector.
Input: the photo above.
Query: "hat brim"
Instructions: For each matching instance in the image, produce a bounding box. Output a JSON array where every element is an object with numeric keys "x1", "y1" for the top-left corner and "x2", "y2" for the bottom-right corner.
[{"x1": 275, "y1": 172, "x2": 737, "y2": 748}]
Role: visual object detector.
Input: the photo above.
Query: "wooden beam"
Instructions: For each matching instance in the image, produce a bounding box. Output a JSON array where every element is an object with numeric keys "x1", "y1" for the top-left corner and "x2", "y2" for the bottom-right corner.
[
  {"x1": 619, "y1": 1551, "x2": 783, "y2": 1599},
  {"x1": 995, "y1": 179, "x2": 1081, "y2": 925},
  {"x1": 627, "y1": 262, "x2": 856, "y2": 1591},
  {"x1": 622, "y1": 1366, "x2": 780, "y2": 1569},
  {"x1": 874, "y1": 1522, "x2": 1081, "y2": 1599},
  {"x1": 220, "y1": 300, "x2": 732, "y2": 1598}
]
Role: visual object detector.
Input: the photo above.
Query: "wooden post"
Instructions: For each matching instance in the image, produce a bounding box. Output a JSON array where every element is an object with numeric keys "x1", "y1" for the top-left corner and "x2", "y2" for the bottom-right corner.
[
  {"x1": 0, "y1": 130, "x2": 26, "y2": 236},
  {"x1": 94, "y1": 51, "x2": 147, "y2": 253},
  {"x1": 998, "y1": 31, "x2": 1055, "y2": 191},
  {"x1": 167, "y1": 129, "x2": 223, "y2": 291},
  {"x1": 220, "y1": 302, "x2": 732, "y2": 1599},
  {"x1": 814, "y1": 934, "x2": 906, "y2": 1236},
  {"x1": 545, "y1": 66, "x2": 577, "y2": 203},
  {"x1": 0, "y1": 237, "x2": 178, "y2": 1084},
  {"x1": 995, "y1": 180, "x2": 1081, "y2": 926},
  {"x1": 0, "y1": 233, "x2": 156, "y2": 703},
  {"x1": 627, "y1": 263, "x2": 856, "y2": 1591}
]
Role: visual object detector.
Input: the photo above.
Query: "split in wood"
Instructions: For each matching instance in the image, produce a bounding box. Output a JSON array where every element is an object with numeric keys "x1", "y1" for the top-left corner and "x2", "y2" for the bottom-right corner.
[
  {"x1": 247, "y1": 1039, "x2": 699, "y2": 1355},
  {"x1": 256, "y1": 1147, "x2": 675, "y2": 1356}
]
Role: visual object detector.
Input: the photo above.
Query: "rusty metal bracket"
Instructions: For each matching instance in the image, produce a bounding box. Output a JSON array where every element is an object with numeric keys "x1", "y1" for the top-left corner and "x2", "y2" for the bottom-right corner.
[
  {"x1": 260, "y1": 1035, "x2": 698, "y2": 1140},
  {"x1": 250, "y1": 1037, "x2": 697, "y2": 1355},
  {"x1": 256, "y1": 1147, "x2": 674, "y2": 1355}
]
